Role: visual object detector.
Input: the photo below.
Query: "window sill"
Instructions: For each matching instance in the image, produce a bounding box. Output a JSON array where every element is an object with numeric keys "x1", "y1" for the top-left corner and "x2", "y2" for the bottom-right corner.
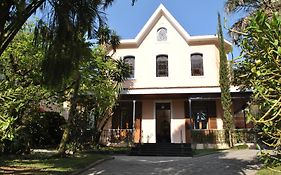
[
  {"x1": 125, "y1": 78, "x2": 136, "y2": 80},
  {"x1": 155, "y1": 76, "x2": 170, "y2": 80},
  {"x1": 189, "y1": 75, "x2": 206, "y2": 79}
]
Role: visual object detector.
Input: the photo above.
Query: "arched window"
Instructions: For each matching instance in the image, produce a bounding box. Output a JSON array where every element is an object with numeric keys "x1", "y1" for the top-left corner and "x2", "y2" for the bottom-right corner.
[
  {"x1": 191, "y1": 53, "x2": 204, "y2": 76},
  {"x1": 157, "y1": 27, "x2": 167, "y2": 41},
  {"x1": 124, "y1": 56, "x2": 135, "y2": 78},
  {"x1": 156, "y1": 55, "x2": 168, "y2": 77}
]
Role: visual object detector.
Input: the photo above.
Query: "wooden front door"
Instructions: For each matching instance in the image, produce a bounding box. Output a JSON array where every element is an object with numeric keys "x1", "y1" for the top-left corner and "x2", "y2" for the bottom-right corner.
[{"x1": 156, "y1": 103, "x2": 171, "y2": 143}]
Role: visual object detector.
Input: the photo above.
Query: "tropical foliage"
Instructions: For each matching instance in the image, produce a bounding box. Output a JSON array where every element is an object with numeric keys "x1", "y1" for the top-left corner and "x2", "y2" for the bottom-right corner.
[
  {"x1": 233, "y1": 11, "x2": 281, "y2": 168},
  {"x1": 68, "y1": 47, "x2": 129, "y2": 148},
  {"x1": 0, "y1": 0, "x2": 133, "y2": 156},
  {"x1": 0, "y1": 23, "x2": 51, "y2": 153},
  {"x1": 0, "y1": 0, "x2": 124, "y2": 87},
  {"x1": 0, "y1": 21, "x2": 128, "y2": 154},
  {"x1": 0, "y1": 0, "x2": 137, "y2": 87},
  {"x1": 224, "y1": 0, "x2": 281, "y2": 41}
]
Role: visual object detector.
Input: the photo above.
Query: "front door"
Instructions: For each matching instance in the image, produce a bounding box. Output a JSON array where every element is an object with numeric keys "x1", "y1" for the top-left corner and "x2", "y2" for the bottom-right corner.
[{"x1": 156, "y1": 103, "x2": 171, "y2": 143}]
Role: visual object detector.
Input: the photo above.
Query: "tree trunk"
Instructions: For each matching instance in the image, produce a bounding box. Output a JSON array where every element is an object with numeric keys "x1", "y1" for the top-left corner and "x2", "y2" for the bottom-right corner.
[
  {"x1": 94, "y1": 108, "x2": 113, "y2": 144},
  {"x1": 58, "y1": 73, "x2": 81, "y2": 154}
]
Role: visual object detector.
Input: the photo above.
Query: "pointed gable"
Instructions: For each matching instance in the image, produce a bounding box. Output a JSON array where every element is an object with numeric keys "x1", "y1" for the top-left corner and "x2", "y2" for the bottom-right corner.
[{"x1": 118, "y1": 4, "x2": 231, "y2": 52}]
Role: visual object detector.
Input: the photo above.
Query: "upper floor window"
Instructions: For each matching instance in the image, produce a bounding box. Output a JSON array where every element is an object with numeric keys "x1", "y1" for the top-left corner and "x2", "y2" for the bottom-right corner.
[
  {"x1": 124, "y1": 56, "x2": 135, "y2": 78},
  {"x1": 191, "y1": 53, "x2": 204, "y2": 76},
  {"x1": 156, "y1": 55, "x2": 168, "y2": 77},
  {"x1": 157, "y1": 27, "x2": 167, "y2": 41}
]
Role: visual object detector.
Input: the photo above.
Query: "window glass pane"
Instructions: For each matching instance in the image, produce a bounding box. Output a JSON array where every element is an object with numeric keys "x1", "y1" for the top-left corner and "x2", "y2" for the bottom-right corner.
[
  {"x1": 191, "y1": 53, "x2": 204, "y2": 76},
  {"x1": 157, "y1": 27, "x2": 167, "y2": 41},
  {"x1": 186, "y1": 101, "x2": 216, "y2": 129},
  {"x1": 156, "y1": 55, "x2": 168, "y2": 77},
  {"x1": 124, "y1": 56, "x2": 135, "y2": 78}
]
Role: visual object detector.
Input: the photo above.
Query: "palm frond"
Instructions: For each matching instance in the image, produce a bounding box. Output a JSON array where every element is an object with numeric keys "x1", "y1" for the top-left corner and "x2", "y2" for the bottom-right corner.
[{"x1": 225, "y1": 0, "x2": 260, "y2": 14}]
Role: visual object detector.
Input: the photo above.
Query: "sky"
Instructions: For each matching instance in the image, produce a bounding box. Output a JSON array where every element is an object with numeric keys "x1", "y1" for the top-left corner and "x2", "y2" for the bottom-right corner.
[{"x1": 104, "y1": 0, "x2": 242, "y2": 57}]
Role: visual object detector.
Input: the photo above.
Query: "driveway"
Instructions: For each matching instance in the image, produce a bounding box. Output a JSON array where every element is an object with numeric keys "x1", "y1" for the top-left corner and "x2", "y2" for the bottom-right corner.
[{"x1": 81, "y1": 149, "x2": 260, "y2": 175}]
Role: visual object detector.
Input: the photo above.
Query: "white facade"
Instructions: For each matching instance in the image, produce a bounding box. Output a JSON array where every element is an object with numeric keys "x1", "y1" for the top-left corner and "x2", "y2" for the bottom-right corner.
[{"x1": 108, "y1": 4, "x2": 241, "y2": 144}]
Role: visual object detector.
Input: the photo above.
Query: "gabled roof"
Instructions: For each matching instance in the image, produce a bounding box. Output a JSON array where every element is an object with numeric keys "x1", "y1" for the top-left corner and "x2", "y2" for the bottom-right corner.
[{"x1": 118, "y1": 4, "x2": 232, "y2": 52}]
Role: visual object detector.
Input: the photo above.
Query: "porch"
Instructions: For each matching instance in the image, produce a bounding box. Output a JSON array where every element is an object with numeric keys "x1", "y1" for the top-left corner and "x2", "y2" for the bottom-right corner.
[
  {"x1": 100, "y1": 92, "x2": 253, "y2": 147},
  {"x1": 99, "y1": 128, "x2": 257, "y2": 149}
]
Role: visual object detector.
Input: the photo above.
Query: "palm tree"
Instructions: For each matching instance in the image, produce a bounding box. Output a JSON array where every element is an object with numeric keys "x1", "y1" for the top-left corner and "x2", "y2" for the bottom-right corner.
[
  {"x1": 224, "y1": 0, "x2": 281, "y2": 39},
  {"x1": 96, "y1": 25, "x2": 120, "y2": 53},
  {"x1": 0, "y1": 0, "x2": 117, "y2": 86}
]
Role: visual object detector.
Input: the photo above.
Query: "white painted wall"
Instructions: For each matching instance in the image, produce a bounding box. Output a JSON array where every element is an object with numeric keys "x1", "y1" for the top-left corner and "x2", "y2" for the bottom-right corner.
[
  {"x1": 113, "y1": 15, "x2": 221, "y2": 89},
  {"x1": 141, "y1": 100, "x2": 156, "y2": 143},
  {"x1": 171, "y1": 119, "x2": 186, "y2": 143},
  {"x1": 170, "y1": 99, "x2": 186, "y2": 143},
  {"x1": 142, "y1": 119, "x2": 156, "y2": 143}
]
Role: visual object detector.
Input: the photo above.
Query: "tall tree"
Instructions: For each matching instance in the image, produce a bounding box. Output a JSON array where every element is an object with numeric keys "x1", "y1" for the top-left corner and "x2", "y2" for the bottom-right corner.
[
  {"x1": 57, "y1": 25, "x2": 124, "y2": 154},
  {"x1": 0, "y1": 0, "x2": 136, "y2": 86},
  {"x1": 78, "y1": 47, "x2": 129, "y2": 145},
  {"x1": 218, "y1": 13, "x2": 234, "y2": 147},
  {"x1": 96, "y1": 25, "x2": 120, "y2": 53},
  {"x1": 0, "y1": 0, "x2": 137, "y2": 58}
]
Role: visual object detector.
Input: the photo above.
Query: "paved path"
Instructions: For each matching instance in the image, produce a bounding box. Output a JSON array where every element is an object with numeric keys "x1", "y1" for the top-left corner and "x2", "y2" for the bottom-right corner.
[{"x1": 81, "y1": 149, "x2": 260, "y2": 175}]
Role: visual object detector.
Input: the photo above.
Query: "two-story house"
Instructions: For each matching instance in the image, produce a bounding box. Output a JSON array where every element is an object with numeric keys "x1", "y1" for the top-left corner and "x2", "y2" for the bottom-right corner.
[{"x1": 102, "y1": 4, "x2": 251, "y2": 149}]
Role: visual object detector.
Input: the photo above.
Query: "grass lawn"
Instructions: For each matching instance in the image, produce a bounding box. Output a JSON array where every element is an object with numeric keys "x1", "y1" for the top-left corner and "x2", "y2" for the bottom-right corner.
[
  {"x1": 257, "y1": 165, "x2": 281, "y2": 175},
  {"x1": 0, "y1": 151, "x2": 109, "y2": 175}
]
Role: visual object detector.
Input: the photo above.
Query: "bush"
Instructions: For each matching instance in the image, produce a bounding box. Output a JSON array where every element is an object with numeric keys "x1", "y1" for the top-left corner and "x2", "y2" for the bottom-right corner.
[
  {"x1": 28, "y1": 112, "x2": 66, "y2": 148},
  {"x1": 2, "y1": 112, "x2": 65, "y2": 154}
]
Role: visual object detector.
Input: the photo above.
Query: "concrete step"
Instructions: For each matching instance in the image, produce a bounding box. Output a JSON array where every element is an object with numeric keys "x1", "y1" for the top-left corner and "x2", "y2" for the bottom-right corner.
[{"x1": 130, "y1": 143, "x2": 192, "y2": 157}]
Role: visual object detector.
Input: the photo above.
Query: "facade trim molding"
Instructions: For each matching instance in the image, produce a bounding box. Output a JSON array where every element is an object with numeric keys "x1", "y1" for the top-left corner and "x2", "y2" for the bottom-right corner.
[{"x1": 121, "y1": 86, "x2": 251, "y2": 95}]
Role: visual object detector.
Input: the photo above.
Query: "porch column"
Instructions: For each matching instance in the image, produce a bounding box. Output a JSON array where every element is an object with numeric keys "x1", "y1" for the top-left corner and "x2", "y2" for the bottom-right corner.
[
  {"x1": 132, "y1": 100, "x2": 136, "y2": 129},
  {"x1": 188, "y1": 98, "x2": 192, "y2": 129},
  {"x1": 188, "y1": 98, "x2": 193, "y2": 145}
]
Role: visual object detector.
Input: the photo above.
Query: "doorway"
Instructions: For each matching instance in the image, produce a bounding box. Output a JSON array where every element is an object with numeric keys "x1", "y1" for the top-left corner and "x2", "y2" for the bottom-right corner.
[{"x1": 156, "y1": 103, "x2": 171, "y2": 143}]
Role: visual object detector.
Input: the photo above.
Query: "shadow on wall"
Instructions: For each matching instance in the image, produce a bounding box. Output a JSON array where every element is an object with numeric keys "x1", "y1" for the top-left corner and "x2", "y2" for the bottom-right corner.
[
  {"x1": 123, "y1": 79, "x2": 135, "y2": 89},
  {"x1": 171, "y1": 122, "x2": 186, "y2": 143}
]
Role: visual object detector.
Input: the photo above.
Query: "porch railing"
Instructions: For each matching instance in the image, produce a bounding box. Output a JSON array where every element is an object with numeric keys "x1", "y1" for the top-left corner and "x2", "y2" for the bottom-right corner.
[
  {"x1": 99, "y1": 129, "x2": 256, "y2": 146},
  {"x1": 191, "y1": 129, "x2": 256, "y2": 144},
  {"x1": 191, "y1": 129, "x2": 225, "y2": 144},
  {"x1": 100, "y1": 129, "x2": 134, "y2": 146}
]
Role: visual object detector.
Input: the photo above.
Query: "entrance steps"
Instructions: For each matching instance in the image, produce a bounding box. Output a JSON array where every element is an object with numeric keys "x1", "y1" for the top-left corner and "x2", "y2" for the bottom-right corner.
[{"x1": 130, "y1": 143, "x2": 192, "y2": 157}]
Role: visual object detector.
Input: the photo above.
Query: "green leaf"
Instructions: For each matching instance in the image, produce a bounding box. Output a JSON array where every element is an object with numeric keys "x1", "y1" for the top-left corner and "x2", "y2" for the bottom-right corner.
[
  {"x1": 251, "y1": 67, "x2": 256, "y2": 73},
  {"x1": 273, "y1": 40, "x2": 279, "y2": 46},
  {"x1": 278, "y1": 47, "x2": 281, "y2": 55}
]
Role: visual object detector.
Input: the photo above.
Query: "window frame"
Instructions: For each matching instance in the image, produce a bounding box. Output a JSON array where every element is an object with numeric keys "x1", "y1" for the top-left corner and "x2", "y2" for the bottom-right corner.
[
  {"x1": 157, "y1": 27, "x2": 167, "y2": 41},
  {"x1": 190, "y1": 53, "x2": 204, "y2": 76},
  {"x1": 124, "y1": 56, "x2": 135, "y2": 79},
  {"x1": 156, "y1": 54, "x2": 169, "y2": 77}
]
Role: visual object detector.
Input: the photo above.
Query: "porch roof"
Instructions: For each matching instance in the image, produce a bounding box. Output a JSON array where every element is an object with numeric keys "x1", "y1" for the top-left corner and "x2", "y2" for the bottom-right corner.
[{"x1": 121, "y1": 86, "x2": 251, "y2": 95}]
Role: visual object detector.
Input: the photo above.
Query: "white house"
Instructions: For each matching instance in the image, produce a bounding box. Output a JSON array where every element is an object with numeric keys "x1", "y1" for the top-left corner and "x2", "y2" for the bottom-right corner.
[{"x1": 102, "y1": 4, "x2": 252, "y2": 149}]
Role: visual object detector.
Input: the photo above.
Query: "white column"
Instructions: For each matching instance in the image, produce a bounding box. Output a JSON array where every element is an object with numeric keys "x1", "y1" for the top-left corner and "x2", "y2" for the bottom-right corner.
[
  {"x1": 188, "y1": 98, "x2": 192, "y2": 129},
  {"x1": 132, "y1": 100, "x2": 136, "y2": 129}
]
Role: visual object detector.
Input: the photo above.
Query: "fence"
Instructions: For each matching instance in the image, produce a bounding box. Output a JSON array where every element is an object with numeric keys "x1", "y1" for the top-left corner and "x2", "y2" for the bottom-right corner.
[
  {"x1": 191, "y1": 129, "x2": 225, "y2": 144},
  {"x1": 100, "y1": 129, "x2": 257, "y2": 146},
  {"x1": 100, "y1": 129, "x2": 134, "y2": 146},
  {"x1": 191, "y1": 129, "x2": 256, "y2": 144}
]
